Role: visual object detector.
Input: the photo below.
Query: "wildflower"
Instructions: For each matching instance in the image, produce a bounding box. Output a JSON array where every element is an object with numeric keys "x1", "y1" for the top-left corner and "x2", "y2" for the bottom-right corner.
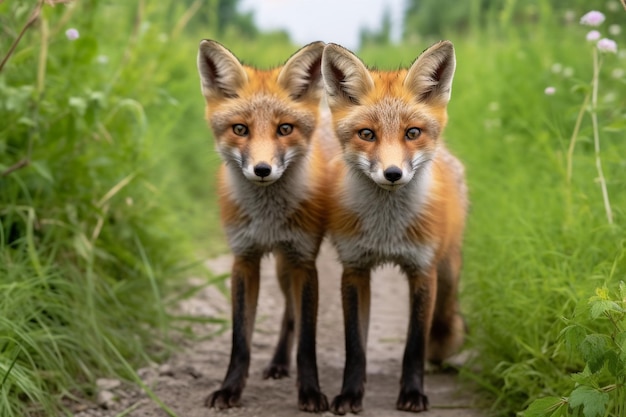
[
  {"x1": 609, "y1": 24, "x2": 621, "y2": 36},
  {"x1": 563, "y1": 67, "x2": 575, "y2": 77},
  {"x1": 96, "y1": 55, "x2": 109, "y2": 64},
  {"x1": 580, "y1": 11, "x2": 606, "y2": 26},
  {"x1": 544, "y1": 86, "x2": 556, "y2": 95},
  {"x1": 65, "y1": 28, "x2": 79, "y2": 40},
  {"x1": 611, "y1": 68, "x2": 624, "y2": 78},
  {"x1": 551, "y1": 63, "x2": 563, "y2": 73},
  {"x1": 597, "y1": 38, "x2": 618, "y2": 53},
  {"x1": 587, "y1": 30, "x2": 601, "y2": 41}
]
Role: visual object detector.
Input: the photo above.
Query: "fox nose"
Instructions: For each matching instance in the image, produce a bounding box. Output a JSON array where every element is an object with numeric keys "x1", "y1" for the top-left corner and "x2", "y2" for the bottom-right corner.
[
  {"x1": 254, "y1": 162, "x2": 272, "y2": 178},
  {"x1": 383, "y1": 165, "x2": 403, "y2": 182}
]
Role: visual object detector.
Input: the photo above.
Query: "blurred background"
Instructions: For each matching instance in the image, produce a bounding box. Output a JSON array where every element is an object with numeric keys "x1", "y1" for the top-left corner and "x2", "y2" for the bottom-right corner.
[{"x1": 1, "y1": 0, "x2": 625, "y2": 416}]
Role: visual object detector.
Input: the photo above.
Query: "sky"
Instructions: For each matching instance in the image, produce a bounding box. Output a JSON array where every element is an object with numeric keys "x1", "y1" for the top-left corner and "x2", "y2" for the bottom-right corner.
[{"x1": 238, "y1": 0, "x2": 406, "y2": 50}]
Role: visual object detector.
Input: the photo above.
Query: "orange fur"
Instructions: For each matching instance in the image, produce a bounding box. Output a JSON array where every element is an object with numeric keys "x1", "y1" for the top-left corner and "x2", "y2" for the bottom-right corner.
[
  {"x1": 321, "y1": 41, "x2": 467, "y2": 413},
  {"x1": 198, "y1": 40, "x2": 335, "y2": 412}
]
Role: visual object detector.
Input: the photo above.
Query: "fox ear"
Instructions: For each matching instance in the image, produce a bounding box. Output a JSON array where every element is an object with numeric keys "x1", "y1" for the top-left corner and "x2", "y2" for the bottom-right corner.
[
  {"x1": 404, "y1": 40, "x2": 456, "y2": 105},
  {"x1": 197, "y1": 40, "x2": 248, "y2": 100},
  {"x1": 277, "y1": 41, "x2": 325, "y2": 101},
  {"x1": 321, "y1": 43, "x2": 374, "y2": 107}
]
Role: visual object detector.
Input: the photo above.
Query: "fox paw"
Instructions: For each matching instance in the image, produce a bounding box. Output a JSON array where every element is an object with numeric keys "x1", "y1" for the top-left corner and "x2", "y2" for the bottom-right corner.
[
  {"x1": 330, "y1": 392, "x2": 363, "y2": 415},
  {"x1": 263, "y1": 362, "x2": 290, "y2": 379},
  {"x1": 396, "y1": 389, "x2": 428, "y2": 412},
  {"x1": 298, "y1": 387, "x2": 329, "y2": 412},
  {"x1": 205, "y1": 387, "x2": 242, "y2": 409}
]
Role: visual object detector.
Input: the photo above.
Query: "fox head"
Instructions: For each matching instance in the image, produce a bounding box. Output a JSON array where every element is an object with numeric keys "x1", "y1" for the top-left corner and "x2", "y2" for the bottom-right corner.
[
  {"x1": 197, "y1": 40, "x2": 325, "y2": 186},
  {"x1": 321, "y1": 41, "x2": 455, "y2": 191}
]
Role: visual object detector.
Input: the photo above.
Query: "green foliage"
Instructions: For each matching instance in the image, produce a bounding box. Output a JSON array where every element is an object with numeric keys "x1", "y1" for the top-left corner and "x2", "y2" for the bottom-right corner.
[
  {"x1": 0, "y1": 0, "x2": 226, "y2": 415},
  {"x1": 524, "y1": 284, "x2": 626, "y2": 417},
  {"x1": 403, "y1": 0, "x2": 623, "y2": 40}
]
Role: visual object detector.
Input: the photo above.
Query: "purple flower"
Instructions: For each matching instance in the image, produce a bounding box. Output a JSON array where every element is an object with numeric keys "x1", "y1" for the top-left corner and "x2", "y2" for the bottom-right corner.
[
  {"x1": 65, "y1": 28, "x2": 79, "y2": 41},
  {"x1": 586, "y1": 30, "x2": 601, "y2": 41},
  {"x1": 597, "y1": 38, "x2": 618, "y2": 53},
  {"x1": 580, "y1": 11, "x2": 606, "y2": 26},
  {"x1": 544, "y1": 86, "x2": 556, "y2": 95}
]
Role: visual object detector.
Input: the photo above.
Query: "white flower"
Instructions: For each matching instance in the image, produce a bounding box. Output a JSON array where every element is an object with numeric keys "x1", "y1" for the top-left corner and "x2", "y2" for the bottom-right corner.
[
  {"x1": 611, "y1": 68, "x2": 624, "y2": 79},
  {"x1": 580, "y1": 11, "x2": 606, "y2": 26},
  {"x1": 609, "y1": 24, "x2": 621, "y2": 36},
  {"x1": 587, "y1": 30, "x2": 601, "y2": 41},
  {"x1": 551, "y1": 63, "x2": 563, "y2": 73},
  {"x1": 65, "y1": 28, "x2": 79, "y2": 40},
  {"x1": 544, "y1": 86, "x2": 556, "y2": 95},
  {"x1": 597, "y1": 38, "x2": 618, "y2": 53},
  {"x1": 563, "y1": 67, "x2": 575, "y2": 78}
]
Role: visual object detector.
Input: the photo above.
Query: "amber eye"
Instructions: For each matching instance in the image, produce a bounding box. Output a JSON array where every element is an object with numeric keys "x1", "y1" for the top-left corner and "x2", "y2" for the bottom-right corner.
[
  {"x1": 277, "y1": 123, "x2": 293, "y2": 136},
  {"x1": 232, "y1": 124, "x2": 248, "y2": 136},
  {"x1": 358, "y1": 128, "x2": 376, "y2": 142},
  {"x1": 405, "y1": 127, "x2": 422, "y2": 140}
]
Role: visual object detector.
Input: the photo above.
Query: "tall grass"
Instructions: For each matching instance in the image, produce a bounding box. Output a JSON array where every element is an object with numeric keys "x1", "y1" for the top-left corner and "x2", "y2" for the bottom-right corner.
[
  {"x1": 437, "y1": 4, "x2": 625, "y2": 415},
  {"x1": 0, "y1": 1, "x2": 226, "y2": 415},
  {"x1": 361, "y1": 1, "x2": 625, "y2": 414}
]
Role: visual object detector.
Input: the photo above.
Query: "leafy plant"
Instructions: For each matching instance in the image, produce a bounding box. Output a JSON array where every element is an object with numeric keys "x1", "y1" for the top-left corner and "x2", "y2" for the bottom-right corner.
[{"x1": 524, "y1": 283, "x2": 626, "y2": 417}]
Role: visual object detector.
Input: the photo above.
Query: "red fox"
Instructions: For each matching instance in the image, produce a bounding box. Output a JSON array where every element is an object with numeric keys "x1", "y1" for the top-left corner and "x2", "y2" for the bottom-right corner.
[
  {"x1": 197, "y1": 40, "x2": 331, "y2": 412},
  {"x1": 321, "y1": 41, "x2": 468, "y2": 413}
]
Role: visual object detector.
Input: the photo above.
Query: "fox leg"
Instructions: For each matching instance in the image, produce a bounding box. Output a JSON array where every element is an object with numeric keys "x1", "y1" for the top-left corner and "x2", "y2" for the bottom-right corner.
[
  {"x1": 330, "y1": 267, "x2": 371, "y2": 415},
  {"x1": 396, "y1": 266, "x2": 437, "y2": 412},
  {"x1": 263, "y1": 251, "x2": 295, "y2": 379},
  {"x1": 289, "y1": 256, "x2": 329, "y2": 412},
  {"x1": 428, "y1": 246, "x2": 465, "y2": 365},
  {"x1": 206, "y1": 254, "x2": 261, "y2": 409}
]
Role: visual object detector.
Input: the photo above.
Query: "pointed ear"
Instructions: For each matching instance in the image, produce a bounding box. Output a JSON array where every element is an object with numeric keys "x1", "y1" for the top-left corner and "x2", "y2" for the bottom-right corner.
[
  {"x1": 197, "y1": 40, "x2": 248, "y2": 100},
  {"x1": 404, "y1": 40, "x2": 456, "y2": 105},
  {"x1": 277, "y1": 41, "x2": 325, "y2": 101},
  {"x1": 321, "y1": 43, "x2": 374, "y2": 107}
]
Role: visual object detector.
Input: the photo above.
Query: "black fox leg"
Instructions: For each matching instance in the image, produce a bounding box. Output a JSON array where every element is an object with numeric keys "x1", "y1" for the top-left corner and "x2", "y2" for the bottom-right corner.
[
  {"x1": 291, "y1": 260, "x2": 329, "y2": 412},
  {"x1": 263, "y1": 251, "x2": 295, "y2": 379},
  {"x1": 330, "y1": 267, "x2": 371, "y2": 415},
  {"x1": 396, "y1": 267, "x2": 437, "y2": 412},
  {"x1": 206, "y1": 255, "x2": 261, "y2": 409}
]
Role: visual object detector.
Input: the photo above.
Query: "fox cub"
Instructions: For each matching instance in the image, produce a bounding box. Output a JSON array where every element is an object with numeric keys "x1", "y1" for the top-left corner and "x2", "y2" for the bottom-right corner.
[
  {"x1": 197, "y1": 40, "x2": 331, "y2": 412},
  {"x1": 321, "y1": 41, "x2": 468, "y2": 413}
]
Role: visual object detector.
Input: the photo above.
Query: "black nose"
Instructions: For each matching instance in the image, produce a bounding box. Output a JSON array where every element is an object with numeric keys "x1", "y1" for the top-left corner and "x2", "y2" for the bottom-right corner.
[
  {"x1": 254, "y1": 162, "x2": 272, "y2": 178},
  {"x1": 383, "y1": 165, "x2": 403, "y2": 182}
]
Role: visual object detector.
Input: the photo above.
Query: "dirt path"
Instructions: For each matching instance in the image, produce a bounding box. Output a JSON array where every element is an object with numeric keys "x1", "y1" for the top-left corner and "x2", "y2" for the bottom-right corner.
[{"x1": 75, "y1": 242, "x2": 483, "y2": 417}]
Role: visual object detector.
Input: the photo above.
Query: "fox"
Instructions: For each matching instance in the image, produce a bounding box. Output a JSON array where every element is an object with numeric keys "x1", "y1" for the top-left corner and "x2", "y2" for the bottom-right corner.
[
  {"x1": 196, "y1": 40, "x2": 332, "y2": 412},
  {"x1": 320, "y1": 41, "x2": 468, "y2": 414}
]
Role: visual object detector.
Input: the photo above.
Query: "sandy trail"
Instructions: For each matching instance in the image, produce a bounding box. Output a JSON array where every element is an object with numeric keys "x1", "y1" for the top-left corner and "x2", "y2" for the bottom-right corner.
[{"x1": 74, "y1": 242, "x2": 482, "y2": 417}]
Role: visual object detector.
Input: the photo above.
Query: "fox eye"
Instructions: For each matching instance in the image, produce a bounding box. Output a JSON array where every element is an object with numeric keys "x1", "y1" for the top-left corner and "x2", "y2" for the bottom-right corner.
[
  {"x1": 277, "y1": 123, "x2": 293, "y2": 136},
  {"x1": 358, "y1": 128, "x2": 376, "y2": 142},
  {"x1": 405, "y1": 127, "x2": 422, "y2": 140},
  {"x1": 232, "y1": 124, "x2": 248, "y2": 136}
]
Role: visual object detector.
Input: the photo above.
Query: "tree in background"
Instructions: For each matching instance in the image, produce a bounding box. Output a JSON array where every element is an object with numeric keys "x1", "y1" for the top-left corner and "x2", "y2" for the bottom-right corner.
[
  {"x1": 402, "y1": 0, "x2": 622, "y2": 40},
  {"x1": 359, "y1": 7, "x2": 392, "y2": 48},
  {"x1": 174, "y1": 0, "x2": 258, "y2": 38}
]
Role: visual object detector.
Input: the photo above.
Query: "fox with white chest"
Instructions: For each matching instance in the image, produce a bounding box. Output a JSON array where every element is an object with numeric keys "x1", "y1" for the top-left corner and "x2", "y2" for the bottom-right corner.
[
  {"x1": 197, "y1": 40, "x2": 332, "y2": 412},
  {"x1": 321, "y1": 41, "x2": 468, "y2": 414}
]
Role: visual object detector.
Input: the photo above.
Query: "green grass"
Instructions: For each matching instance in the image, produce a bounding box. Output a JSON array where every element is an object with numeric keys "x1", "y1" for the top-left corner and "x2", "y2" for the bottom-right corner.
[{"x1": 360, "y1": 3, "x2": 625, "y2": 414}]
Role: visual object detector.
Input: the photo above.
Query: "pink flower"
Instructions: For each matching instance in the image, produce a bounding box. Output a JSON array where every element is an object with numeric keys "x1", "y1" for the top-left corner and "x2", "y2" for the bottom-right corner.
[
  {"x1": 580, "y1": 11, "x2": 606, "y2": 26},
  {"x1": 65, "y1": 28, "x2": 79, "y2": 40},
  {"x1": 597, "y1": 38, "x2": 618, "y2": 53},
  {"x1": 544, "y1": 86, "x2": 556, "y2": 95},
  {"x1": 586, "y1": 30, "x2": 601, "y2": 41}
]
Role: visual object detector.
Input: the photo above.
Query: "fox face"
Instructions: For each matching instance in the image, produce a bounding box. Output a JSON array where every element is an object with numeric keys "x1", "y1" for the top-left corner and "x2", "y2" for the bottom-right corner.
[
  {"x1": 321, "y1": 41, "x2": 455, "y2": 191},
  {"x1": 197, "y1": 40, "x2": 324, "y2": 186}
]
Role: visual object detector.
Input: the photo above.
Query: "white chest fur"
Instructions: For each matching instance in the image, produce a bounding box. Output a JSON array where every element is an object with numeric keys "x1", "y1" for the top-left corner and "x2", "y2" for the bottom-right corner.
[
  {"x1": 332, "y1": 164, "x2": 436, "y2": 272},
  {"x1": 223, "y1": 158, "x2": 318, "y2": 260}
]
